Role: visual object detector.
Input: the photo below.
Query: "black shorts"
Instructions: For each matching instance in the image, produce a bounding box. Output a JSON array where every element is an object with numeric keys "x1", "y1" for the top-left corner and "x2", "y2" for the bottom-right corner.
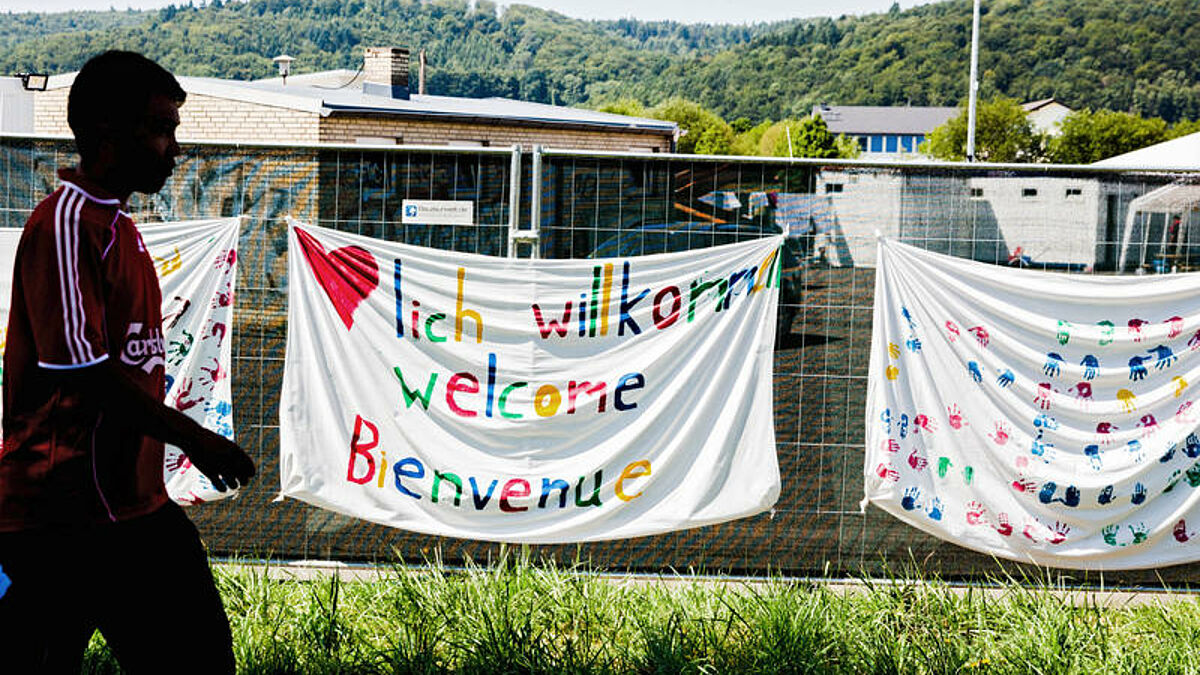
[{"x1": 0, "y1": 502, "x2": 234, "y2": 674}]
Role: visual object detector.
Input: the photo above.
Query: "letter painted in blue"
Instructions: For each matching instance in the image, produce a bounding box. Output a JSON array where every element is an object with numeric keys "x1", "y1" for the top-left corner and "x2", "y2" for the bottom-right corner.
[
  {"x1": 470, "y1": 477, "x2": 499, "y2": 510},
  {"x1": 394, "y1": 258, "x2": 404, "y2": 338},
  {"x1": 392, "y1": 457, "x2": 425, "y2": 499},
  {"x1": 618, "y1": 261, "x2": 648, "y2": 336},
  {"x1": 486, "y1": 353, "x2": 497, "y2": 418},
  {"x1": 539, "y1": 478, "x2": 570, "y2": 508}
]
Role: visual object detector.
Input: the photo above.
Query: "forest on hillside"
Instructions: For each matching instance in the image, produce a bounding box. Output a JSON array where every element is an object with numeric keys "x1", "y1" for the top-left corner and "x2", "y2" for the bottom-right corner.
[{"x1": 2, "y1": 0, "x2": 1199, "y2": 123}]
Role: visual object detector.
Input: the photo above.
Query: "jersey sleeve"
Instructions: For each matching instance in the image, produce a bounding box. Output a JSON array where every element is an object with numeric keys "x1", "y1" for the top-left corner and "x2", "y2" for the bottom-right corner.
[{"x1": 22, "y1": 196, "x2": 110, "y2": 369}]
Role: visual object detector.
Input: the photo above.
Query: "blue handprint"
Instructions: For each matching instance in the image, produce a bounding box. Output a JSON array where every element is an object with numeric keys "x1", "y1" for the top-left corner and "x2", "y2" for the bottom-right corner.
[
  {"x1": 996, "y1": 369, "x2": 1015, "y2": 388},
  {"x1": 164, "y1": 373, "x2": 175, "y2": 395},
  {"x1": 1062, "y1": 485, "x2": 1081, "y2": 508},
  {"x1": 881, "y1": 409, "x2": 892, "y2": 434},
  {"x1": 1187, "y1": 433, "x2": 1200, "y2": 459},
  {"x1": 1131, "y1": 482, "x2": 1147, "y2": 505},
  {"x1": 1161, "y1": 442, "x2": 1177, "y2": 463},
  {"x1": 926, "y1": 498, "x2": 944, "y2": 521},
  {"x1": 901, "y1": 487, "x2": 921, "y2": 511},
  {"x1": 1038, "y1": 482, "x2": 1057, "y2": 504},
  {"x1": 900, "y1": 306, "x2": 917, "y2": 331},
  {"x1": 1084, "y1": 445, "x2": 1102, "y2": 470},
  {"x1": 1098, "y1": 485, "x2": 1115, "y2": 505},
  {"x1": 1127, "y1": 439, "x2": 1145, "y2": 463},
  {"x1": 968, "y1": 361, "x2": 983, "y2": 383},
  {"x1": 906, "y1": 336, "x2": 922, "y2": 353},
  {"x1": 1080, "y1": 355, "x2": 1099, "y2": 380},
  {"x1": 1033, "y1": 413, "x2": 1059, "y2": 433},
  {"x1": 1149, "y1": 344, "x2": 1177, "y2": 369},
  {"x1": 1043, "y1": 352, "x2": 1064, "y2": 377},
  {"x1": 1128, "y1": 355, "x2": 1149, "y2": 381},
  {"x1": 1030, "y1": 438, "x2": 1056, "y2": 462},
  {"x1": 899, "y1": 413, "x2": 909, "y2": 439}
]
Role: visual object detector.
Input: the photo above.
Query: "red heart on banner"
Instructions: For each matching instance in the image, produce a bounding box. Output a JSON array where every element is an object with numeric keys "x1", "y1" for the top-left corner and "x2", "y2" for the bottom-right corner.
[{"x1": 295, "y1": 227, "x2": 379, "y2": 330}]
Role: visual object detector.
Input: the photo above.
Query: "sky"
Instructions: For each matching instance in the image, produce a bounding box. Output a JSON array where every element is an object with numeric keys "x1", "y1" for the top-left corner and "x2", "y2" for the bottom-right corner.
[{"x1": 0, "y1": 0, "x2": 942, "y2": 23}]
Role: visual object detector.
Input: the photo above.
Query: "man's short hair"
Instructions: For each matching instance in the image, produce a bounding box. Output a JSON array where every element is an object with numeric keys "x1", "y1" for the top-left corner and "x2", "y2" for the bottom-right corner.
[{"x1": 68, "y1": 51, "x2": 186, "y2": 162}]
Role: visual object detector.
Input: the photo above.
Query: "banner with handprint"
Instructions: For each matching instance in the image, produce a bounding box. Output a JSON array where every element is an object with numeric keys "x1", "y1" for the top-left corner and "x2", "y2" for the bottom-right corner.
[
  {"x1": 142, "y1": 218, "x2": 241, "y2": 506},
  {"x1": 866, "y1": 238, "x2": 1200, "y2": 569},
  {"x1": 278, "y1": 219, "x2": 782, "y2": 543},
  {"x1": 0, "y1": 218, "x2": 241, "y2": 507}
]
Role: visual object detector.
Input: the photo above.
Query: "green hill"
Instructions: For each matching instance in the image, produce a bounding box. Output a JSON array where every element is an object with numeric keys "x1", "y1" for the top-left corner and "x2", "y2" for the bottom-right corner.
[{"x1": 1, "y1": 0, "x2": 1198, "y2": 123}]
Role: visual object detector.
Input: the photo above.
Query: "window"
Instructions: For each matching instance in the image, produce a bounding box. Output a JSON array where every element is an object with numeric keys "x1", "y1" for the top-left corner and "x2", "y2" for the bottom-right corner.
[
  {"x1": 355, "y1": 136, "x2": 400, "y2": 145},
  {"x1": 969, "y1": 188, "x2": 984, "y2": 198},
  {"x1": 870, "y1": 136, "x2": 883, "y2": 152},
  {"x1": 1065, "y1": 188, "x2": 1082, "y2": 198},
  {"x1": 857, "y1": 136, "x2": 868, "y2": 150},
  {"x1": 885, "y1": 136, "x2": 898, "y2": 152},
  {"x1": 1022, "y1": 188, "x2": 1038, "y2": 198},
  {"x1": 825, "y1": 183, "x2": 844, "y2": 194}
]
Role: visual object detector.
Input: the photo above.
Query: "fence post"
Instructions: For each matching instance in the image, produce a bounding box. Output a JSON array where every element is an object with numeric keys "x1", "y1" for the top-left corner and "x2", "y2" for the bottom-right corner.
[{"x1": 506, "y1": 145, "x2": 522, "y2": 257}]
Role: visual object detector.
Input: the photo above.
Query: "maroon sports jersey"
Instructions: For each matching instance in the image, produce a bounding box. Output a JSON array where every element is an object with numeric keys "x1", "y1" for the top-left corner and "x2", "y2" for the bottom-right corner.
[{"x1": 0, "y1": 168, "x2": 168, "y2": 531}]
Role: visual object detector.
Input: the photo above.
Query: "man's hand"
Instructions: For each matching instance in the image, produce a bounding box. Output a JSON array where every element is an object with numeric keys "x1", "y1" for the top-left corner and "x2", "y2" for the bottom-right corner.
[{"x1": 183, "y1": 428, "x2": 255, "y2": 493}]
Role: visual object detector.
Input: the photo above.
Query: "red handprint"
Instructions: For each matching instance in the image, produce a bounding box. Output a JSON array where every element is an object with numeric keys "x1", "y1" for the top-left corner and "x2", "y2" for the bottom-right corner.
[
  {"x1": 945, "y1": 321, "x2": 960, "y2": 342},
  {"x1": 1175, "y1": 518, "x2": 1194, "y2": 543},
  {"x1": 995, "y1": 513, "x2": 1013, "y2": 537},
  {"x1": 882, "y1": 439, "x2": 901, "y2": 453},
  {"x1": 1136, "y1": 414, "x2": 1158, "y2": 437},
  {"x1": 1096, "y1": 421, "x2": 1119, "y2": 445},
  {"x1": 1068, "y1": 381, "x2": 1092, "y2": 402},
  {"x1": 1190, "y1": 329, "x2": 1200, "y2": 351},
  {"x1": 875, "y1": 463, "x2": 900, "y2": 482},
  {"x1": 913, "y1": 414, "x2": 938, "y2": 434},
  {"x1": 988, "y1": 421, "x2": 1011, "y2": 445},
  {"x1": 215, "y1": 249, "x2": 237, "y2": 270},
  {"x1": 1022, "y1": 520, "x2": 1040, "y2": 542},
  {"x1": 907, "y1": 450, "x2": 929, "y2": 471},
  {"x1": 165, "y1": 452, "x2": 192, "y2": 472},
  {"x1": 199, "y1": 358, "x2": 227, "y2": 387},
  {"x1": 174, "y1": 378, "x2": 200, "y2": 411},
  {"x1": 212, "y1": 291, "x2": 233, "y2": 308},
  {"x1": 1034, "y1": 382, "x2": 1054, "y2": 410},
  {"x1": 207, "y1": 322, "x2": 227, "y2": 343},
  {"x1": 1178, "y1": 400, "x2": 1197, "y2": 424},
  {"x1": 1047, "y1": 521, "x2": 1070, "y2": 545},
  {"x1": 1128, "y1": 318, "x2": 1148, "y2": 341},
  {"x1": 968, "y1": 325, "x2": 989, "y2": 347},
  {"x1": 1012, "y1": 475, "x2": 1038, "y2": 493},
  {"x1": 178, "y1": 491, "x2": 207, "y2": 506},
  {"x1": 946, "y1": 404, "x2": 968, "y2": 430},
  {"x1": 1167, "y1": 316, "x2": 1185, "y2": 339}
]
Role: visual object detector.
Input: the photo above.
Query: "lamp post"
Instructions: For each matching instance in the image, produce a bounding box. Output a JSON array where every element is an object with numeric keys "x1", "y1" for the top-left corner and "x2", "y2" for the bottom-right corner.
[
  {"x1": 965, "y1": 0, "x2": 981, "y2": 161},
  {"x1": 273, "y1": 54, "x2": 294, "y2": 86}
]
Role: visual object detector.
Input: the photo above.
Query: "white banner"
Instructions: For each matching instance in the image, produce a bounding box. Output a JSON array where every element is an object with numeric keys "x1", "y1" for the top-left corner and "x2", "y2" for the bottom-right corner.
[
  {"x1": 0, "y1": 217, "x2": 241, "y2": 506},
  {"x1": 866, "y1": 239, "x2": 1200, "y2": 569},
  {"x1": 279, "y1": 219, "x2": 782, "y2": 543}
]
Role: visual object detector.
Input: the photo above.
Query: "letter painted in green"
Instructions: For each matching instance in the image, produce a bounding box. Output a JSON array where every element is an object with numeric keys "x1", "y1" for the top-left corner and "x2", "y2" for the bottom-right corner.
[
  {"x1": 424, "y1": 313, "x2": 447, "y2": 342},
  {"x1": 499, "y1": 382, "x2": 527, "y2": 419},
  {"x1": 575, "y1": 470, "x2": 603, "y2": 508},
  {"x1": 432, "y1": 471, "x2": 463, "y2": 506},
  {"x1": 540, "y1": 478, "x2": 570, "y2": 509},
  {"x1": 687, "y1": 278, "x2": 720, "y2": 322},
  {"x1": 394, "y1": 366, "x2": 438, "y2": 410}
]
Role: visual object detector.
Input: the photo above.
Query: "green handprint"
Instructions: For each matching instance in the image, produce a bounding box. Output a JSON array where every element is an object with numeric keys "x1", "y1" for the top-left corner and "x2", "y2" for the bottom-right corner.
[
  {"x1": 937, "y1": 457, "x2": 952, "y2": 478},
  {"x1": 1186, "y1": 462, "x2": 1200, "y2": 488},
  {"x1": 1101, "y1": 524, "x2": 1120, "y2": 546},
  {"x1": 962, "y1": 466, "x2": 974, "y2": 485},
  {"x1": 1098, "y1": 320, "x2": 1115, "y2": 347},
  {"x1": 167, "y1": 329, "x2": 194, "y2": 367},
  {"x1": 1056, "y1": 320, "x2": 1072, "y2": 345},
  {"x1": 1129, "y1": 523, "x2": 1149, "y2": 545}
]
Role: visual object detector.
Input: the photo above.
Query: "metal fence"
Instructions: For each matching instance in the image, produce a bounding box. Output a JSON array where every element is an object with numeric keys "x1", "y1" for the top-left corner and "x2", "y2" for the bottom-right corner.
[{"x1": 2, "y1": 134, "x2": 1197, "y2": 583}]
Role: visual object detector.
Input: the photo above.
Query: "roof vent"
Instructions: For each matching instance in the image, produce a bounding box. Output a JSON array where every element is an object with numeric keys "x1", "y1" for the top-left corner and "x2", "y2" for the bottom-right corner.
[{"x1": 363, "y1": 47, "x2": 410, "y2": 100}]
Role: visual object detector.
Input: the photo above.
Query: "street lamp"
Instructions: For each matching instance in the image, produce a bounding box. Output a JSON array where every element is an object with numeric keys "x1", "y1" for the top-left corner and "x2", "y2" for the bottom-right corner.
[
  {"x1": 273, "y1": 54, "x2": 294, "y2": 85},
  {"x1": 15, "y1": 72, "x2": 47, "y2": 91}
]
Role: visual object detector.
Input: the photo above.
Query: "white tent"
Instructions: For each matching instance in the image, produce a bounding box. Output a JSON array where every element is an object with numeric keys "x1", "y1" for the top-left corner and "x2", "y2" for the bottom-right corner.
[{"x1": 1094, "y1": 132, "x2": 1200, "y2": 170}]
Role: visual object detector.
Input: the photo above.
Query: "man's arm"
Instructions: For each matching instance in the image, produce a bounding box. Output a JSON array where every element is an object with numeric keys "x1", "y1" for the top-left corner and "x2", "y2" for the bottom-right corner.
[{"x1": 64, "y1": 359, "x2": 255, "y2": 492}]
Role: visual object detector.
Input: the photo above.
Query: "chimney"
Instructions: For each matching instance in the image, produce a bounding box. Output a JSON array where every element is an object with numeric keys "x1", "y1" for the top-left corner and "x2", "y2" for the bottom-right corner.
[
  {"x1": 418, "y1": 49, "x2": 426, "y2": 96},
  {"x1": 363, "y1": 46, "x2": 410, "y2": 99}
]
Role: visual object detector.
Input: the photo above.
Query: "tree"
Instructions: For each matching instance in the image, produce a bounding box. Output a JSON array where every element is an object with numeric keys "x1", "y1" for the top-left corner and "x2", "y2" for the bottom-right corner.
[
  {"x1": 923, "y1": 98, "x2": 1042, "y2": 162},
  {"x1": 1047, "y1": 109, "x2": 1169, "y2": 164},
  {"x1": 758, "y1": 115, "x2": 858, "y2": 159},
  {"x1": 649, "y1": 98, "x2": 732, "y2": 155}
]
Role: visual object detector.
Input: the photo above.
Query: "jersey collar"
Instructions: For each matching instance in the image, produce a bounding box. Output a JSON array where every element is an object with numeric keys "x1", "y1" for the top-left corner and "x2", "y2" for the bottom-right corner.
[{"x1": 57, "y1": 167, "x2": 126, "y2": 208}]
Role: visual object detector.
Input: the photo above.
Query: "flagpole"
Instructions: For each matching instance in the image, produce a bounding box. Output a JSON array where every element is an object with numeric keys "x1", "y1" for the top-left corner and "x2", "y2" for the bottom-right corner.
[{"x1": 966, "y1": 0, "x2": 981, "y2": 161}]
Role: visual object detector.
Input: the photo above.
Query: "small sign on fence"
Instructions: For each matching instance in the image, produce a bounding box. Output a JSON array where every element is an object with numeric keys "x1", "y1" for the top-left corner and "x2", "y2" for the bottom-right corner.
[{"x1": 402, "y1": 200, "x2": 474, "y2": 226}]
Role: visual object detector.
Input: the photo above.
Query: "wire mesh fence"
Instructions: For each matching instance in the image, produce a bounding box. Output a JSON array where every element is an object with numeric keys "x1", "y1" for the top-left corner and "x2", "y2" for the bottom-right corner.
[{"x1": 2, "y1": 134, "x2": 1198, "y2": 582}]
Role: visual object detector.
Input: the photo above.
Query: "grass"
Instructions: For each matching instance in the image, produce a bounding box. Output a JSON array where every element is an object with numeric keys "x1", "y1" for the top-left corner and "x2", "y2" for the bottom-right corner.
[{"x1": 82, "y1": 550, "x2": 1200, "y2": 674}]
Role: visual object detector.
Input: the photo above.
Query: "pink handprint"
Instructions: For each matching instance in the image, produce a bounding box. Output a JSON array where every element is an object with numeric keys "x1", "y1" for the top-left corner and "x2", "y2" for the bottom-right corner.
[
  {"x1": 1012, "y1": 475, "x2": 1038, "y2": 494},
  {"x1": 1136, "y1": 414, "x2": 1158, "y2": 437},
  {"x1": 212, "y1": 291, "x2": 233, "y2": 308},
  {"x1": 913, "y1": 414, "x2": 938, "y2": 434},
  {"x1": 989, "y1": 421, "x2": 1011, "y2": 445},
  {"x1": 1068, "y1": 381, "x2": 1092, "y2": 404},
  {"x1": 1190, "y1": 329, "x2": 1200, "y2": 351},
  {"x1": 946, "y1": 404, "x2": 968, "y2": 430},
  {"x1": 908, "y1": 450, "x2": 929, "y2": 471},
  {"x1": 968, "y1": 325, "x2": 989, "y2": 347},
  {"x1": 1167, "y1": 316, "x2": 1185, "y2": 339},
  {"x1": 945, "y1": 321, "x2": 960, "y2": 342},
  {"x1": 875, "y1": 463, "x2": 900, "y2": 482},
  {"x1": 207, "y1": 322, "x2": 227, "y2": 343},
  {"x1": 1096, "y1": 421, "x2": 1119, "y2": 445},
  {"x1": 1022, "y1": 520, "x2": 1040, "y2": 542},
  {"x1": 178, "y1": 492, "x2": 207, "y2": 506},
  {"x1": 1128, "y1": 318, "x2": 1148, "y2": 341},
  {"x1": 1178, "y1": 400, "x2": 1197, "y2": 424},
  {"x1": 882, "y1": 439, "x2": 901, "y2": 453},
  {"x1": 965, "y1": 500, "x2": 987, "y2": 526},
  {"x1": 165, "y1": 452, "x2": 192, "y2": 472},
  {"x1": 199, "y1": 358, "x2": 227, "y2": 387},
  {"x1": 215, "y1": 249, "x2": 237, "y2": 270}
]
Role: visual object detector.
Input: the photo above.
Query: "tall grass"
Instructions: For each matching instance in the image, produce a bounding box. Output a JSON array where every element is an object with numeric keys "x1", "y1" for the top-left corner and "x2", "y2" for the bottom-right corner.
[{"x1": 82, "y1": 550, "x2": 1200, "y2": 674}]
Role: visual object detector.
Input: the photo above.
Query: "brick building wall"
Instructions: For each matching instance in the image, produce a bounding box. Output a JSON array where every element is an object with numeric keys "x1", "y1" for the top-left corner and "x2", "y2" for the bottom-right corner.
[{"x1": 34, "y1": 90, "x2": 671, "y2": 152}]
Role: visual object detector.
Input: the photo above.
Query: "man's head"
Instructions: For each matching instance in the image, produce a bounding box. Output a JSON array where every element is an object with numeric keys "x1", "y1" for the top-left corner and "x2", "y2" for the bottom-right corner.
[{"x1": 68, "y1": 51, "x2": 185, "y2": 196}]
